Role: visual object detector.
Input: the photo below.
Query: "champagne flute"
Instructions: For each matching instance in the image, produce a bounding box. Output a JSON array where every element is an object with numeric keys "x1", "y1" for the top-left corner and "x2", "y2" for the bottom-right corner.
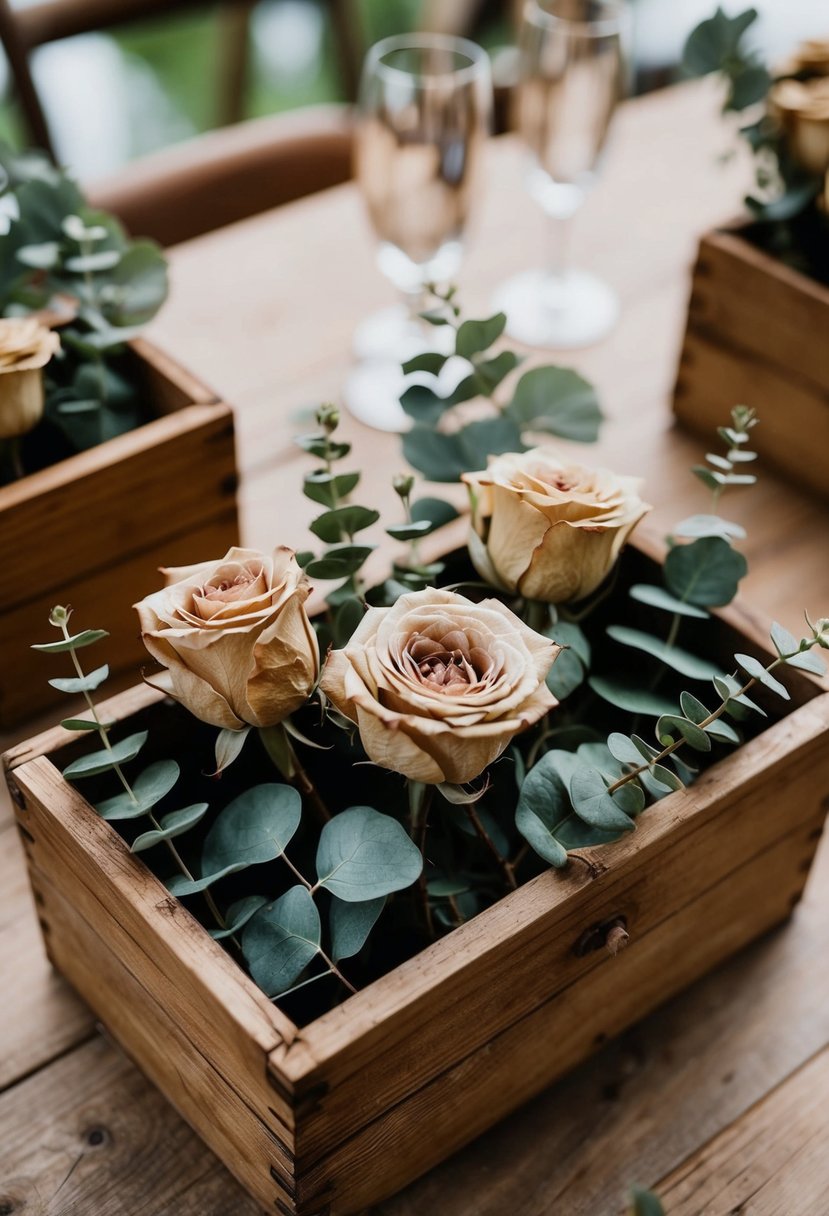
[
  {"x1": 345, "y1": 33, "x2": 492, "y2": 431},
  {"x1": 494, "y1": 0, "x2": 628, "y2": 349}
]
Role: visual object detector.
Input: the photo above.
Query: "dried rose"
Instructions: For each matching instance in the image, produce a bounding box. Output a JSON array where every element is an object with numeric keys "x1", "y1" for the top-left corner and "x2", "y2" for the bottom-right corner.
[
  {"x1": 135, "y1": 546, "x2": 319, "y2": 731},
  {"x1": 0, "y1": 317, "x2": 60, "y2": 440},
  {"x1": 462, "y1": 448, "x2": 651, "y2": 605},
  {"x1": 321, "y1": 588, "x2": 559, "y2": 785}
]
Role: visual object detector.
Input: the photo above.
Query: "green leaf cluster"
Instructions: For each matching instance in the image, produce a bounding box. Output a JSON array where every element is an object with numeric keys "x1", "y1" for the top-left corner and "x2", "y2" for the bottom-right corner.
[
  {"x1": 0, "y1": 145, "x2": 169, "y2": 469},
  {"x1": 681, "y1": 9, "x2": 826, "y2": 235},
  {"x1": 399, "y1": 287, "x2": 603, "y2": 483}
]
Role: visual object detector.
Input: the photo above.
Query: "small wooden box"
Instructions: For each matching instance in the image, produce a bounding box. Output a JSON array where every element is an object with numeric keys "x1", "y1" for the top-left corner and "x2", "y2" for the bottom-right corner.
[
  {"x1": 673, "y1": 224, "x2": 829, "y2": 500},
  {"x1": 5, "y1": 539, "x2": 829, "y2": 1216},
  {"x1": 0, "y1": 338, "x2": 239, "y2": 728}
]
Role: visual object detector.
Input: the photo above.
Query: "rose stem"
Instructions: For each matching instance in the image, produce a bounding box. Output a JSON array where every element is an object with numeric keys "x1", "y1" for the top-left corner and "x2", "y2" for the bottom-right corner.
[
  {"x1": 59, "y1": 620, "x2": 231, "y2": 936},
  {"x1": 259, "y1": 724, "x2": 331, "y2": 823},
  {"x1": 465, "y1": 804, "x2": 517, "y2": 891},
  {"x1": 409, "y1": 782, "x2": 435, "y2": 939}
]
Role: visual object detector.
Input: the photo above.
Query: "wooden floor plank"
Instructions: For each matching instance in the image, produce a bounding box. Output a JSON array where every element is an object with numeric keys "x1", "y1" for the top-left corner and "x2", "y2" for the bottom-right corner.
[
  {"x1": 658, "y1": 1046, "x2": 829, "y2": 1215},
  {"x1": 0, "y1": 1035, "x2": 260, "y2": 1216},
  {"x1": 0, "y1": 820, "x2": 93, "y2": 1092}
]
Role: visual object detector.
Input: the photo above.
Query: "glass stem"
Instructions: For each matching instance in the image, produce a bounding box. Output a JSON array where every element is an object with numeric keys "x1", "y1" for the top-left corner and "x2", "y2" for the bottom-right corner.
[{"x1": 545, "y1": 213, "x2": 572, "y2": 287}]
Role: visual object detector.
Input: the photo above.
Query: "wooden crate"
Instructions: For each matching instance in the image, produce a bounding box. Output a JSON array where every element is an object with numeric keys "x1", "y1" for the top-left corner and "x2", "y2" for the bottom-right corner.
[
  {"x1": 5, "y1": 538, "x2": 829, "y2": 1216},
  {"x1": 0, "y1": 338, "x2": 239, "y2": 728},
  {"x1": 673, "y1": 224, "x2": 829, "y2": 500}
]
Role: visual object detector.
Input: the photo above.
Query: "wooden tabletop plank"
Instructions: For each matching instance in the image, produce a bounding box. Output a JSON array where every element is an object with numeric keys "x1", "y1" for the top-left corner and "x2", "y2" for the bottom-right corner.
[
  {"x1": 657, "y1": 1044, "x2": 829, "y2": 1214},
  {"x1": 0, "y1": 1035, "x2": 260, "y2": 1216}
]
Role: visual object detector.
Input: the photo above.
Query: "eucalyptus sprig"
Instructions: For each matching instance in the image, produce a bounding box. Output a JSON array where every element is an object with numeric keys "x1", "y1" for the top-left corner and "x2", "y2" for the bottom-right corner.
[
  {"x1": 295, "y1": 403, "x2": 377, "y2": 643},
  {"x1": 400, "y1": 285, "x2": 604, "y2": 484},
  {"x1": 0, "y1": 145, "x2": 168, "y2": 464},
  {"x1": 384, "y1": 472, "x2": 459, "y2": 595},
  {"x1": 32, "y1": 607, "x2": 215, "y2": 915}
]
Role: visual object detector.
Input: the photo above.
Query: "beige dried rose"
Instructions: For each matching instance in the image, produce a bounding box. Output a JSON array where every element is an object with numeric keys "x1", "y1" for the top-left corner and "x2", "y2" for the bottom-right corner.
[
  {"x1": 135, "y1": 546, "x2": 319, "y2": 731},
  {"x1": 770, "y1": 76, "x2": 829, "y2": 178},
  {"x1": 780, "y1": 37, "x2": 829, "y2": 78},
  {"x1": 321, "y1": 588, "x2": 559, "y2": 786},
  {"x1": 463, "y1": 447, "x2": 651, "y2": 605},
  {"x1": 0, "y1": 317, "x2": 60, "y2": 439}
]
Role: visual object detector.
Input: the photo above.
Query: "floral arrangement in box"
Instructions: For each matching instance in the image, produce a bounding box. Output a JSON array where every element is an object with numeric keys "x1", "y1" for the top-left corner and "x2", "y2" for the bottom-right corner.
[
  {"x1": 34, "y1": 367, "x2": 827, "y2": 1023},
  {"x1": 0, "y1": 146, "x2": 168, "y2": 484},
  {"x1": 683, "y1": 8, "x2": 829, "y2": 283}
]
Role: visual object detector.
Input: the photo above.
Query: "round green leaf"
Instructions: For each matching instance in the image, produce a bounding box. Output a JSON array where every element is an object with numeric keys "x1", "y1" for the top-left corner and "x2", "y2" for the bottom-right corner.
[
  {"x1": 628, "y1": 584, "x2": 708, "y2": 619},
  {"x1": 202, "y1": 783, "x2": 302, "y2": 875},
  {"x1": 209, "y1": 895, "x2": 269, "y2": 941},
  {"x1": 515, "y1": 754, "x2": 571, "y2": 867},
  {"x1": 32, "y1": 628, "x2": 109, "y2": 654},
  {"x1": 241, "y1": 886, "x2": 321, "y2": 996},
  {"x1": 569, "y1": 767, "x2": 636, "y2": 832},
  {"x1": 131, "y1": 803, "x2": 209, "y2": 853},
  {"x1": 455, "y1": 313, "x2": 506, "y2": 359},
  {"x1": 589, "y1": 675, "x2": 676, "y2": 718},
  {"x1": 315, "y1": 806, "x2": 422, "y2": 901},
  {"x1": 49, "y1": 663, "x2": 109, "y2": 694},
  {"x1": 735, "y1": 653, "x2": 790, "y2": 700},
  {"x1": 655, "y1": 714, "x2": 711, "y2": 752},
  {"x1": 63, "y1": 730, "x2": 147, "y2": 780},
  {"x1": 97, "y1": 760, "x2": 180, "y2": 820},
  {"x1": 663, "y1": 537, "x2": 747, "y2": 608},
  {"x1": 330, "y1": 896, "x2": 385, "y2": 961},
  {"x1": 507, "y1": 366, "x2": 603, "y2": 443},
  {"x1": 607, "y1": 625, "x2": 722, "y2": 681}
]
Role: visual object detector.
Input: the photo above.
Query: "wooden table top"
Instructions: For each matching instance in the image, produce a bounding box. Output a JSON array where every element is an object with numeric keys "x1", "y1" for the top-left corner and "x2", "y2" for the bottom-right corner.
[{"x1": 3, "y1": 78, "x2": 829, "y2": 1214}]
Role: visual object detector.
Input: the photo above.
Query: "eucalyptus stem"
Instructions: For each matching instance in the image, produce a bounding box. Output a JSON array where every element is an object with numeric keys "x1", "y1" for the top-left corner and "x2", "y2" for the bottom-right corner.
[
  {"x1": 465, "y1": 804, "x2": 517, "y2": 891},
  {"x1": 259, "y1": 724, "x2": 331, "y2": 823},
  {"x1": 59, "y1": 618, "x2": 228, "y2": 933},
  {"x1": 606, "y1": 654, "x2": 794, "y2": 797},
  {"x1": 318, "y1": 948, "x2": 358, "y2": 996}
]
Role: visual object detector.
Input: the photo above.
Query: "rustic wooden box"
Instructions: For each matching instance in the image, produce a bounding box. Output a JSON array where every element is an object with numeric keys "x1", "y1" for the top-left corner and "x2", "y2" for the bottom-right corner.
[
  {"x1": 674, "y1": 224, "x2": 829, "y2": 500},
  {"x1": 5, "y1": 539, "x2": 829, "y2": 1216},
  {"x1": 0, "y1": 338, "x2": 239, "y2": 728}
]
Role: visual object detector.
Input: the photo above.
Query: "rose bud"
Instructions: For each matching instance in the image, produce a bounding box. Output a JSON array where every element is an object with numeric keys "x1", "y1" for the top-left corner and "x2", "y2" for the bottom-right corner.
[
  {"x1": 0, "y1": 317, "x2": 60, "y2": 440},
  {"x1": 321, "y1": 587, "x2": 559, "y2": 786},
  {"x1": 462, "y1": 447, "x2": 651, "y2": 605},
  {"x1": 134, "y1": 546, "x2": 319, "y2": 731}
]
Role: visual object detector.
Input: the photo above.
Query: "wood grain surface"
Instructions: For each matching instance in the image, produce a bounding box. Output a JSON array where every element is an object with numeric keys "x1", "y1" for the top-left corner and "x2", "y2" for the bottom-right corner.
[{"x1": 2, "y1": 79, "x2": 828, "y2": 1214}]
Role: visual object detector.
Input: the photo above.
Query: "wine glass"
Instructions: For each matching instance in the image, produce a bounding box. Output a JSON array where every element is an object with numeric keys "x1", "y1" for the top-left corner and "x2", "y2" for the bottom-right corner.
[
  {"x1": 493, "y1": 0, "x2": 628, "y2": 349},
  {"x1": 344, "y1": 33, "x2": 493, "y2": 431}
]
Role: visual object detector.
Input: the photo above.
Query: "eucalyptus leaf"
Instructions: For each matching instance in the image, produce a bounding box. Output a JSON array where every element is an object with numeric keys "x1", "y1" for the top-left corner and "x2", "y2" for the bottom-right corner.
[
  {"x1": 663, "y1": 537, "x2": 747, "y2": 608},
  {"x1": 455, "y1": 312, "x2": 506, "y2": 359},
  {"x1": 60, "y1": 717, "x2": 112, "y2": 732},
  {"x1": 400, "y1": 383, "x2": 447, "y2": 424},
  {"x1": 310, "y1": 505, "x2": 379, "y2": 543},
  {"x1": 588, "y1": 675, "x2": 676, "y2": 718},
  {"x1": 507, "y1": 366, "x2": 602, "y2": 442},
  {"x1": 202, "y1": 784, "x2": 302, "y2": 876},
  {"x1": 401, "y1": 352, "x2": 449, "y2": 376},
  {"x1": 303, "y1": 471, "x2": 360, "y2": 508},
  {"x1": 469, "y1": 350, "x2": 520, "y2": 394},
  {"x1": 49, "y1": 663, "x2": 109, "y2": 694},
  {"x1": 31, "y1": 628, "x2": 109, "y2": 654},
  {"x1": 410, "y1": 497, "x2": 459, "y2": 533},
  {"x1": 515, "y1": 752, "x2": 572, "y2": 867},
  {"x1": 569, "y1": 768, "x2": 636, "y2": 832},
  {"x1": 63, "y1": 730, "x2": 147, "y2": 779},
  {"x1": 330, "y1": 896, "x2": 385, "y2": 961},
  {"x1": 97, "y1": 760, "x2": 180, "y2": 820},
  {"x1": 673, "y1": 514, "x2": 746, "y2": 542},
  {"x1": 131, "y1": 803, "x2": 209, "y2": 853},
  {"x1": 655, "y1": 714, "x2": 711, "y2": 752},
  {"x1": 305, "y1": 545, "x2": 374, "y2": 580},
  {"x1": 770, "y1": 621, "x2": 798, "y2": 658},
  {"x1": 713, "y1": 674, "x2": 765, "y2": 717},
  {"x1": 241, "y1": 886, "x2": 321, "y2": 996},
  {"x1": 607, "y1": 625, "x2": 722, "y2": 680},
  {"x1": 735, "y1": 653, "x2": 790, "y2": 699},
  {"x1": 209, "y1": 895, "x2": 268, "y2": 940},
  {"x1": 784, "y1": 650, "x2": 826, "y2": 675},
  {"x1": 628, "y1": 584, "x2": 709, "y2": 620},
  {"x1": 315, "y1": 806, "x2": 422, "y2": 901}
]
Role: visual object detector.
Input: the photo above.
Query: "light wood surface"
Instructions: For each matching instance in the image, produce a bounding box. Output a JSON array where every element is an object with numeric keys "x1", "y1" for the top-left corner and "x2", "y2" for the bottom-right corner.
[{"x1": 2, "y1": 78, "x2": 829, "y2": 1214}]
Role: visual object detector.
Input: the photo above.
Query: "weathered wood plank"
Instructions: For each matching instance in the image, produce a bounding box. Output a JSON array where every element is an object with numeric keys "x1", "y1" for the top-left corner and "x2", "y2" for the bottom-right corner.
[
  {"x1": 0, "y1": 1035, "x2": 260, "y2": 1216},
  {"x1": 657, "y1": 1045, "x2": 829, "y2": 1214},
  {"x1": 297, "y1": 822, "x2": 821, "y2": 1211},
  {"x1": 0, "y1": 819, "x2": 93, "y2": 1092},
  {"x1": 378, "y1": 832, "x2": 829, "y2": 1215}
]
